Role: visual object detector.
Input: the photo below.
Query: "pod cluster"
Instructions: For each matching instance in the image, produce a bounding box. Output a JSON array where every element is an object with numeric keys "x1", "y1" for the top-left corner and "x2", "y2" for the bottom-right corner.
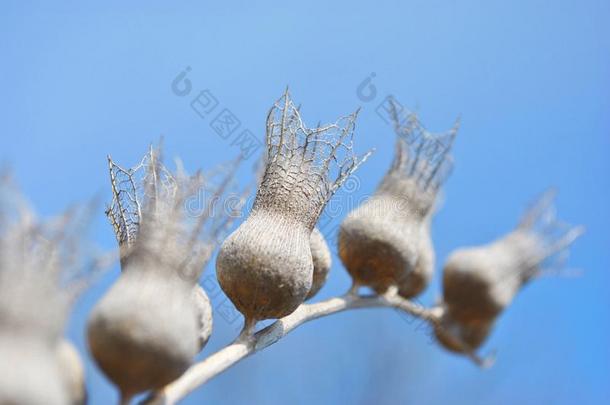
[
  {"x1": 217, "y1": 89, "x2": 370, "y2": 324},
  {"x1": 87, "y1": 146, "x2": 243, "y2": 401},
  {"x1": 0, "y1": 177, "x2": 90, "y2": 405},
  {"x1": 0, "y1": 90, "x2": 587, "y2": 404}
]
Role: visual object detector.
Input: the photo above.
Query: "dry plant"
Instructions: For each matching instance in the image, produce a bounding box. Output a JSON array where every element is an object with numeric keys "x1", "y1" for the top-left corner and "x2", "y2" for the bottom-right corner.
[
  {"x1": 0, "y1": 91, "x2": 584, "y2": 405},
  {"x1": 138, "y1": 93, "x2": 581, "y2": 404}
]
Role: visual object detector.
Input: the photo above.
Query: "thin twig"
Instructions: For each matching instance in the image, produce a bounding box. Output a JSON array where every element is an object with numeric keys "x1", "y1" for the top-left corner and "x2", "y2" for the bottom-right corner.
[{"x1": 142, "y1": 290, "x2": 443, "y2": 405}]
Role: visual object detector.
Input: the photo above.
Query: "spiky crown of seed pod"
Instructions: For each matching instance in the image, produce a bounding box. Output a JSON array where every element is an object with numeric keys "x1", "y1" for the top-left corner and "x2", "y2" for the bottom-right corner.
[
  {"x1": 508, "y1": 188, "x2": 584, "y2": 283},
  {"x1": 105, "y1": 145, "x2": 245, "y2": 281},
  {"x1": 254, "y1": 89, "x2": 372, "y2": 229},
  {"x1": 381, "y1": 98, "x2": 459, "y2": 216},
  {"x1": 0, "y1": 176, "x2": 98, "y2": 341}
]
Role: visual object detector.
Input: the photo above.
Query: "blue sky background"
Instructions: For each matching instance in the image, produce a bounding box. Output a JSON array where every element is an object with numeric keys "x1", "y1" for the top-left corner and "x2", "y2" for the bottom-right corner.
[{"x1": 1, "y1": 1, "x2": 609, "y2": 404}]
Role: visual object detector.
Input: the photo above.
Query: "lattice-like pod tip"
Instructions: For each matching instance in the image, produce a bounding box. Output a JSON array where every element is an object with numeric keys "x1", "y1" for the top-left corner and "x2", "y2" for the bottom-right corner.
[
  {"x1": 105, "y1": 144, "x2": 245, "y2": 280},
  {"x1": 257, "y1": 88, "x2": 372, "y2": 229},
  {"x1": 387, "y1": 97, "x2": 459, "y2": 194},
  {"x1": 516, "y1": 188, "x2": 585, "y2": 277}
]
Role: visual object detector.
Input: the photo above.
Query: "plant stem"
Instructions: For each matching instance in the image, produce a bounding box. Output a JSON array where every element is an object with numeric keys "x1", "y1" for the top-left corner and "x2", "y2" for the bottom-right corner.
[{"x1": 141, "y1": 291, "x2": 442, "y2": 405}]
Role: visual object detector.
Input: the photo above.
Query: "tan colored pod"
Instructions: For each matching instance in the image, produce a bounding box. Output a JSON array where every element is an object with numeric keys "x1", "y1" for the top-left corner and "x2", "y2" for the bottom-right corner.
[
  {"x1": 339, "y1": 188, "x2": 421, "y2": 293},
  {"x1": 88, "y1": 147, "x2": 242, "y2": 400},
  {"x1": 217, "y1": 211, "x2": 312, "y2": 320},
  {"x1": 88, "y1": 269, "x2": 200, "y2": 400},
  {"x1": 340, "y1": 104, "x2": 458, "y2": 295},
  {"x1": 442, "y1": 190, "x2": 584, "y2": 323},
  {"x1": 217, "y1": 90, "x2": 370, "y2": 323},
  {"x1": 306, "y1": 227, "x2": 332, "y2": 300}
]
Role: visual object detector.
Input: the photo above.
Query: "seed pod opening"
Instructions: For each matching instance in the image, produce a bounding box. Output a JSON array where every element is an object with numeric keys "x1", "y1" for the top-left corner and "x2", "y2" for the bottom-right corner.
[
  {"x1": 88, "y1": 146, "x2": 243, "y2": 400},
  {"x1": 306, "y1": 227, "x2": 332, "y2": 300},
  {"x1": 217, "y1": 89, "x2": 370, "y2": 323},
  {"x1": 0, "y1": 176, "x2": 94, "y2": 405},
  {"x1": 339, "y1": 100, "x2": 458, "y2": 295},
  {"x1": 442, "y1": 189, "x2": 584, "y2": 323}
]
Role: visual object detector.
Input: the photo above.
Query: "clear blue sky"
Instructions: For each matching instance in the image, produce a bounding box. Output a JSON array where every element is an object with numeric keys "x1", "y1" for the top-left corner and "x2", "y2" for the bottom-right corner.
[{"x1": 1, "y1": 1, "x2": 608, "y2": 404}]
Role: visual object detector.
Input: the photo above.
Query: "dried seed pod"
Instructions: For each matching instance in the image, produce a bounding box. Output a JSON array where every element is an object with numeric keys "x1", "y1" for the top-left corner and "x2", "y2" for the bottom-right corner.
[
  {"x1": 217, "y1": 90, "x2": 370, "y2": 323},
  {"x1": 306, "y1": 227, "x2": 332, "y2": 300},
  {"x1": 0, "y1": 177, "x2": 94, "y2": 405},
  {"x1": 88, "y1": 146, "x2": 243, "y2": 401},
  {"x1": 339, "y1": 101, "x2": 458, "y2": 295},
  {"x1": 442, "y1": 189, "x2": 584, "y2": 324},
  {"x1": 253, "y1": 145, "x2": 333, "y2": 302}
]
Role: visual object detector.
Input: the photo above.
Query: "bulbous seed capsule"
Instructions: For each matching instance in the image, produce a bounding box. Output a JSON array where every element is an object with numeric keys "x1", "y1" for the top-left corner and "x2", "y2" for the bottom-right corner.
[
  {"x1": 88, "y1": 146, "x2": 243, "y2": 401},
  {"x1": 217, "y1": 89, "x2": 370, "y2": 323},
  {"x1": 436, "y1": 190, "x2": 584, "y2": 356},
  {"x1": 339, "y1": 101, "x2": 458, "y2": 296},
  {"x1": 306, "y1": 227, "x2": 331, "y2": 300},
  {"x1": 442, "y1": 190, "x2": 584, "y2": 323},
  {"x1": 252, "y1": 151, "x2": 333, "y2": 302},
  {"x1": 0, "y1": 177, "x2": 94, "y2": 405}
]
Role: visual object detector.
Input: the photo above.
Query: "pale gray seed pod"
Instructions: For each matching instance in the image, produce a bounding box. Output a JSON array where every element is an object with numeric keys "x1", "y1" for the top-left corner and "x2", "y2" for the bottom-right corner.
[
  {"x1": 253, "y1": 141, "x2": 333, "y2": 302},
  {"x1": 0, "y1": 177, "x2": 94, "y2": 405},
  {"x1": 88, "y1": 267, "x2": 200, "y2": 400},
  {"x1": 88, "y1": 146, "x2": 242, "y2": 401},
  {"x1": 217, "y1": 89, "x2": 371, "y2": 323},
  {"x1": 442, "y1": 189, "x2": 584, "y2": 324},
  {"x1": 306, "y1": 227, "x2": 332, "y2": 300},
  {"x1": 339, "y1": 101, "x2": 458, "y2": 295},
  {"x1": 56, "y1": 340, "x2": 87, "y2": 405}
]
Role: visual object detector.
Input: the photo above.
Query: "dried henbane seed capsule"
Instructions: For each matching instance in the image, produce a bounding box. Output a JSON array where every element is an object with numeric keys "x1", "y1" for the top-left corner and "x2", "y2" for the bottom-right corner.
[
  {"x1": 435, "y1": 190, "x2": 584, "y2": 358},
  {"x1": 87, "y1": 146, "x2": 243, "y2": 402},
  {"x1": 0, "y1": 176, "x2": 93, "y2": 405},
  {"x1": 217, "y1": 90, "x2": 370, "y2": 324},
  {"x1": 339, "y1": 100, "x2": 458, "y2": 296},
  {"x1": 253, "y1": 148, "x2": 333, "y2": 302}
]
